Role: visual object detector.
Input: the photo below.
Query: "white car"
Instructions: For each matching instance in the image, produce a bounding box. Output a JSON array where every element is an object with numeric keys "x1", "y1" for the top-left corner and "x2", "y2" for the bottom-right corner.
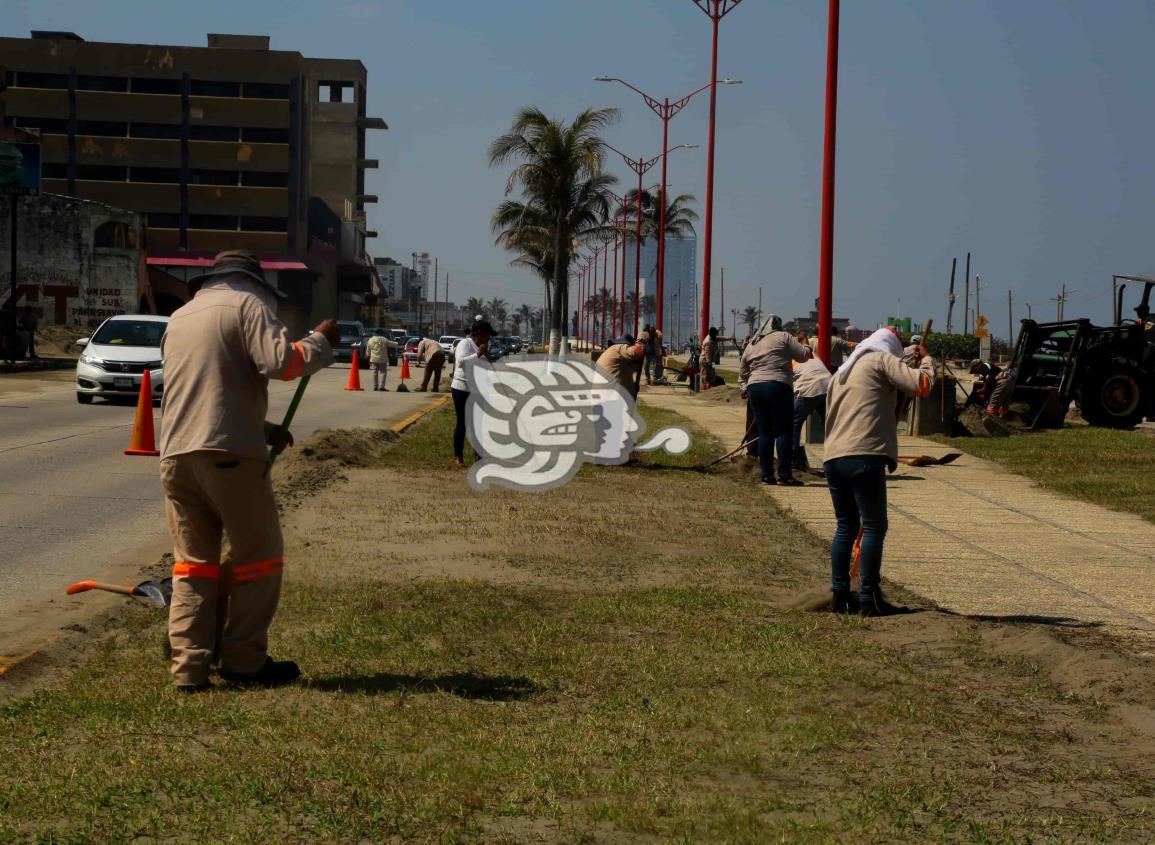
[
  {"x1": 438, "y1": 335, "x2": 459, "y2": 358},
  {"x1": 75, "y1": 314, "x2": 169, "y2": 405}
]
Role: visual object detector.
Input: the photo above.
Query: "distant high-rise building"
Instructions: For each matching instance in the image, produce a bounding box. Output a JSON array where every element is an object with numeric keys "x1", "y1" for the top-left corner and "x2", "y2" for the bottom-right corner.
[{"x1": 620, "y1": 234, "x2": 697, "y2": 346}]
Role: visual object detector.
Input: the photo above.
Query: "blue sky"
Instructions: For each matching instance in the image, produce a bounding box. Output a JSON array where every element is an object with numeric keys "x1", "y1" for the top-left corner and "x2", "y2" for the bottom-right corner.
[{"x1": 7, "y1": 0, "x2": 1155, "y2": 333}]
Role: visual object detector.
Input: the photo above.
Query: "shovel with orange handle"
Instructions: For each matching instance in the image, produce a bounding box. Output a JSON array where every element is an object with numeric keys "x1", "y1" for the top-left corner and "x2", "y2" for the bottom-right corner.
[{"x1": 65, "y1": 579, "x2": 170, "y2": 608}]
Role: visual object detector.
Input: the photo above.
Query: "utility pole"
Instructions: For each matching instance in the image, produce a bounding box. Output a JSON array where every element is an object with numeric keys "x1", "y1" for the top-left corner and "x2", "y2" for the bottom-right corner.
[
  {"x1": 1007, "y1": 288, "x2": 1013, "y2": 348},
  {"x1": 1058, "y1": 284, "x2": 1066, "y2": 321},
  {"x1": 445, "y1": 273, "x2": 450, "y2": 333},
  {"x1": 974, "y1": 273, "x2": 982, "y2": 326},
  {"x1": 946, "y1": 257, "x2": 956, "y2": 334},
  {"x1": 719, "y1": 267, "x2": 724, "y2": 333},
  {"x1": 963, "y1": 252, "x2": 971, "y2": 334},
  {"x1": 1026, "y1": 302, "x2": 1032, "y2": 319},
  {"x1": 432, "y1": 257, "x2": 438, "y2": 335}
]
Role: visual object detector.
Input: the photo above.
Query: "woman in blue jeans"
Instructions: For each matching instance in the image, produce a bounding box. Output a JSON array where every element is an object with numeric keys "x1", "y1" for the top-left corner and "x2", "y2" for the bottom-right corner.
[
  {"x1": 738, "y1": 315, "x2": 812, "y2": 485},
  {"x1": 823, "y1": 327, "x2": 934, "y2": 616}
]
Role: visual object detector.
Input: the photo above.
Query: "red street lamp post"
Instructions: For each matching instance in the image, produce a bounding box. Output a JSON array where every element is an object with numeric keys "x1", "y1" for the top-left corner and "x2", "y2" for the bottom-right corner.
[
  {"x1": 594, "y1": 76, "x2": 740, "y2": 335},
  {"x1": 605, "y1": 145, "x2": 697, "y2": 337},
  {"x1": 690, "y1": 0, "x2": 745, "y2": 344},
  {"x1": 601, "y1": 238, "x2": 610, "y2": 347},
  {"x1": 816, "y1": 0, "x2": 840, "y2": 366}
]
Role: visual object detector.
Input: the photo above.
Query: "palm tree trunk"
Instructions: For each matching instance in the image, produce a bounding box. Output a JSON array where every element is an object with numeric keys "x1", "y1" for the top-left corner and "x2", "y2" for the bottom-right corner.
[{"x1": 549, "y1": 207, "x2": 566, "y2": 357}]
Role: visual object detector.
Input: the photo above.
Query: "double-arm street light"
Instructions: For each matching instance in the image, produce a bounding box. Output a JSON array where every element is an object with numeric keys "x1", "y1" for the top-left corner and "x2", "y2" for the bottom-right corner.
[
  {"x1": 605, "y1": 143, "x2": 698, "y2": 336},
  {"x1": 594, "y1": 76, "x2": 740, "y2": 336},
  {"x1": 690, "y1": 0, "x2": 745, "y2": 345}
]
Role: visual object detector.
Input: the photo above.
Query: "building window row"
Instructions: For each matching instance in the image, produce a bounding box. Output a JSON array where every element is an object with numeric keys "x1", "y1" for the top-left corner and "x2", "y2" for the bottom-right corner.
[
  {"x1": 145, "y1": 213, "x2": 288, "y2": 233},
  {"x1": 41, "y1": 162, "x2": 289, "y2": 187},
  {"x1": 6, "y1": 71, "x2": 289, "y2": 99},
  {"x1": 13, "y1": 117, "x2": 289, "y2": 144}
]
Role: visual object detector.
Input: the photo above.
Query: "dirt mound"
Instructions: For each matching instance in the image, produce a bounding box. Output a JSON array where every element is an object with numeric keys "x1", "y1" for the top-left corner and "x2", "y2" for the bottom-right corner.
[
  {"x1": 36, "y1": 324, "x2": 88, "y2": 356},
  {"x1": 273, "y1": 427, "x2": 399, "y2": 511},
  {"x1": 691, "y1": 384, "x2": 743, "y2": 404},
  {"x1": 299, "y1": 427, "x2": 399, "y2": 466},
  {"x1": 957, "y1": 405, "x2": 1015, "y2": 437}
]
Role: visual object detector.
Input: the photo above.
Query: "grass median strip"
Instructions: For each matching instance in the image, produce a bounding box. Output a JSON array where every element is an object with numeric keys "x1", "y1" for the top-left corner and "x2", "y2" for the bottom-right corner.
[
  {"x1": 938, "y1": 427, "x2": 1155, "y2": 524},
  {"x1": 4, "y1": 406, "x2": 1155, "y2": 842}
]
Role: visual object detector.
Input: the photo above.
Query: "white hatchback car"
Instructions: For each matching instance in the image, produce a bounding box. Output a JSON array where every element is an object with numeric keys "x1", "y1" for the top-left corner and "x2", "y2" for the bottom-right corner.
[{"x1": 75, "y1": 314, "x2": 169, "y2": 404}]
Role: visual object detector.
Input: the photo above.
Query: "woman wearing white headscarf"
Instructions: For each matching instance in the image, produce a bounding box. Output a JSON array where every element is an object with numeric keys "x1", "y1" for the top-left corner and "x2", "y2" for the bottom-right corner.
[
  {"x1": 823, "y1": 326, "x2": 935, "y2": 616},
  {"x1": 739, "y1": 314, "x2": 811, "y2": 485}
]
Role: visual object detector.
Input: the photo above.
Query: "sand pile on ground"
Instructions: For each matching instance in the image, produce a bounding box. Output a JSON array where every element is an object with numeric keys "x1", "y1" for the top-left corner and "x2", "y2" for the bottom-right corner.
[
  {"x1": 690, "y1": 384, "x2": 743, "y2": 404},
  {"x1": 35, "y1": 325, "x2": 88, "y2": 356},
  {"x1": 273, "y1": 427, "x2": 399, "y2": 510}
]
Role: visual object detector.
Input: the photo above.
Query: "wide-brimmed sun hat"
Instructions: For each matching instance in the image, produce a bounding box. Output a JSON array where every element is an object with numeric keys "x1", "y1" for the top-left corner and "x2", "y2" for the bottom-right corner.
[{"x1": 188, "y1": 250, "x2": 286, "y2": 299}]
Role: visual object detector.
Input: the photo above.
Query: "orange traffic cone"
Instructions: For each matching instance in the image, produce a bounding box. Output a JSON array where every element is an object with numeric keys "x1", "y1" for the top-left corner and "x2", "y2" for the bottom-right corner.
[
  {"x1": 396, "y1": 355, "x2": 410, "y2": 393},
  {"x1": 124, "y1": 369, "x2": 160, "y2": 456},
  {"x1": 344, "y1": 348, "x2": 364, "y2": 391}
]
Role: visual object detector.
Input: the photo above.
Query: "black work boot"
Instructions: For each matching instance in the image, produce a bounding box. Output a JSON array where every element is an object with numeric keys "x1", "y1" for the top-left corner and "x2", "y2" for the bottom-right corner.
[
  {"x1": 859, "y1": 589, "x2": 909, "y2": 618},
  {"x1": 221, "y1": 658, "x2": 301, "y2": 688},
  {"x1": 830, "y1": 590, "x2": 858, "y2": 615}
]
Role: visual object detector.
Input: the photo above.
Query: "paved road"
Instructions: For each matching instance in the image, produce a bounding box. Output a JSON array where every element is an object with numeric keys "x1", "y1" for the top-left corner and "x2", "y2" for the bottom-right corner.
[{"x1": 0, "y1": 363, "x2": 438, "y2": 661}]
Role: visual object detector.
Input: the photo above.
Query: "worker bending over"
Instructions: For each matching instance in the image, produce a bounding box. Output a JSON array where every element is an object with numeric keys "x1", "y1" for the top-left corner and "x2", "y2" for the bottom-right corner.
[
  {"x1": 596, "y1": 334, "x2": 646, "y2": 399},
  {"x1": 824, "y1": 327, "x2": 934, "y2": 617},
  {"x1": 160, "y1": 250, "x2": 337, "y2": 691}
]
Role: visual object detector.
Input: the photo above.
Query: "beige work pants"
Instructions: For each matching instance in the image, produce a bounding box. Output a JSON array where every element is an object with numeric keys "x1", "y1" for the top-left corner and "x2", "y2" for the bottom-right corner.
[
  {"x1": 421, "y1": 352, "x2": 446, "y2": 391},
  {"x1": 160, "y1": 452, "x2": 284, "y2": 686}
]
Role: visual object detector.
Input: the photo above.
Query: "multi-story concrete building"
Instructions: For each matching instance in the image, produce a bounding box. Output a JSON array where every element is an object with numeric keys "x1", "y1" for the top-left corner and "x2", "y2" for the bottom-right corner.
[{"x1": 0, "y1": 30, "x2": 386, "y2": 333}]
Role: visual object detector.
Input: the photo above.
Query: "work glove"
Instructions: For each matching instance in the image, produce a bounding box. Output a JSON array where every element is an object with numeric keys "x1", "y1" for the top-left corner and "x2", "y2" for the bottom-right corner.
[{"x1": 266, "y1": 424, "x2": 294, "y2": 453}]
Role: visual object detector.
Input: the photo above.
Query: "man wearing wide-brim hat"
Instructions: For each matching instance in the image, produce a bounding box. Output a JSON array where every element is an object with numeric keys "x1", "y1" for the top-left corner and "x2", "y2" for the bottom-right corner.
[{"x1": 160, "y1": 250, "x2": 339, "y2": 691}]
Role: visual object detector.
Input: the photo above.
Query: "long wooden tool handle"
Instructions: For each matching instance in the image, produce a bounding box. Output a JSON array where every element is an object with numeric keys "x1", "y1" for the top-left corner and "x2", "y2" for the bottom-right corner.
[
  {"x1": 65, "y1": 580, "x2": 135, "y2": 597},
  {"x1": 269, "y1": 374, "x2": 311, "y2": 465}
]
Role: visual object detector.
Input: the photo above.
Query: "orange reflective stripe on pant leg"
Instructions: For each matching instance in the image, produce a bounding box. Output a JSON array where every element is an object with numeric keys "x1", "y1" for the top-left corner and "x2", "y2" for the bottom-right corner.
[
  {"x1": 173, "y1": 561, "x2": 221, "y2": 579},
  {"x1": 231, "y1": 557, "x2": 284, "y2": 583}
]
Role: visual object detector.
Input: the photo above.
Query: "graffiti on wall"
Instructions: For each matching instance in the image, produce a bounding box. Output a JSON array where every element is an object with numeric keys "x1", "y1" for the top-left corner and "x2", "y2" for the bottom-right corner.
[{"x1": 1, "y1": 269, "x2": 135, "y2": 326}]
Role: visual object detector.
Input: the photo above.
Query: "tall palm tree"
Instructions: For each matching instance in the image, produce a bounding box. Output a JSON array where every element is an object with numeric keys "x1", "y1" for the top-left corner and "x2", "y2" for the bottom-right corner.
[
  {"x1": 531, "y1": 307, "x2": 544, "y2": 344},
  {"x1": 486, "y1": 297, "x2": 508, "y2": 332},
  {"x1": 516, "y1": 304, "x2": 533, "y2": 339},
  {"x1": 465, "y1": 296, "x2": 486, "y2": 320},
  {"x1": 640, "y1": 295, "x2": 657, "y2": 325},
  {"x1": 742, "y1": 306, "x2": 761, "y2": 337},
  {"x1": 490, "y1": 106, "x2": 619, "y2": 355}
]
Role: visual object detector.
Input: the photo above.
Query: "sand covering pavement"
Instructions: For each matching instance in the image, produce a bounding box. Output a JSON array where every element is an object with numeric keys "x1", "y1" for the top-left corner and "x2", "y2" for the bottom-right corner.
[{"x1": 641, "y1": 384, "x2": 1155, "y2": 638}]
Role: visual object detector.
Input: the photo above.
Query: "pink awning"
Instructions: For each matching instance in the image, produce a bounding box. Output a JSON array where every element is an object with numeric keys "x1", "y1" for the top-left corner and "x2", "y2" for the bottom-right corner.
[{"x1": 146, "y1": 256, "x2": 309, "y2": 271}]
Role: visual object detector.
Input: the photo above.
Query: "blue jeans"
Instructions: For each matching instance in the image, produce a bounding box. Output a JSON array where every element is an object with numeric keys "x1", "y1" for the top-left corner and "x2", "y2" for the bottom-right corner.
[
  {"x1": 747, "y1": 380, "x2": 794, "y2": 482},
  {"x1": 792, "y1": 394, "x2": 825, "y2": 469},
  {"x1": 825, "y1": 455, "x2": 889, "y2": 599}
]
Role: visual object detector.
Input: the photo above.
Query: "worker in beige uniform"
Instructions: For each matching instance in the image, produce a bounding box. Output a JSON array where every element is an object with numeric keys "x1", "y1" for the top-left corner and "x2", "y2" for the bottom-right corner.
[
  {"x1": 596, "y1": 334, "x2": 646, "y2": 399},
  {"x1": 160, "y1": 251, "x2": 337, "y2": 691},
  {"x1": 700, "y1": 327, "x2": 720, "y2": 389},
  {"x1": 416, "y1": 337, "x2": 446, "y2": 392},
  {"x1": 365, "y1": 332, "x2": 397, "y2": 391},
  {"x1": 823, "y1": 326, "x2": 934, "y2": 617}
]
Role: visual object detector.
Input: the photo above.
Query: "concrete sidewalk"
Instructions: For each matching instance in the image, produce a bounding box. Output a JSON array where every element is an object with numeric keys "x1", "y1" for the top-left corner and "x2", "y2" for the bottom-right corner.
[{"x1": 642, "y1": 386, "x2": 1155, "y2": 637}]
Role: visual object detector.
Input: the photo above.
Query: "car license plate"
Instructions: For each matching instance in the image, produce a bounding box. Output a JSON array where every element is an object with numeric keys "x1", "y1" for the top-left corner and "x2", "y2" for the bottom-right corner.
[{"x1": 114, "y1": 377, "x2": 134, "y2": 389}]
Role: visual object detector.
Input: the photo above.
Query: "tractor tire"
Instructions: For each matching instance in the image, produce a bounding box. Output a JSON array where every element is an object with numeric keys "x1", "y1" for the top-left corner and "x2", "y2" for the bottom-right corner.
[{"x1": 1080, "y1": 361, "x2": 1147, "y2": 429}]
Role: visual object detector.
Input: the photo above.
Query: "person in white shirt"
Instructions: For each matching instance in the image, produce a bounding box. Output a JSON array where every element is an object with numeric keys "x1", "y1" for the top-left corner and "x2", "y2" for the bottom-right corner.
[
  {"x1": 791, "y1": 356, "x2": 832, "y2": 471},
  {"x1": 450, "y1": 320, "x2": 494, "y2": 466}
]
